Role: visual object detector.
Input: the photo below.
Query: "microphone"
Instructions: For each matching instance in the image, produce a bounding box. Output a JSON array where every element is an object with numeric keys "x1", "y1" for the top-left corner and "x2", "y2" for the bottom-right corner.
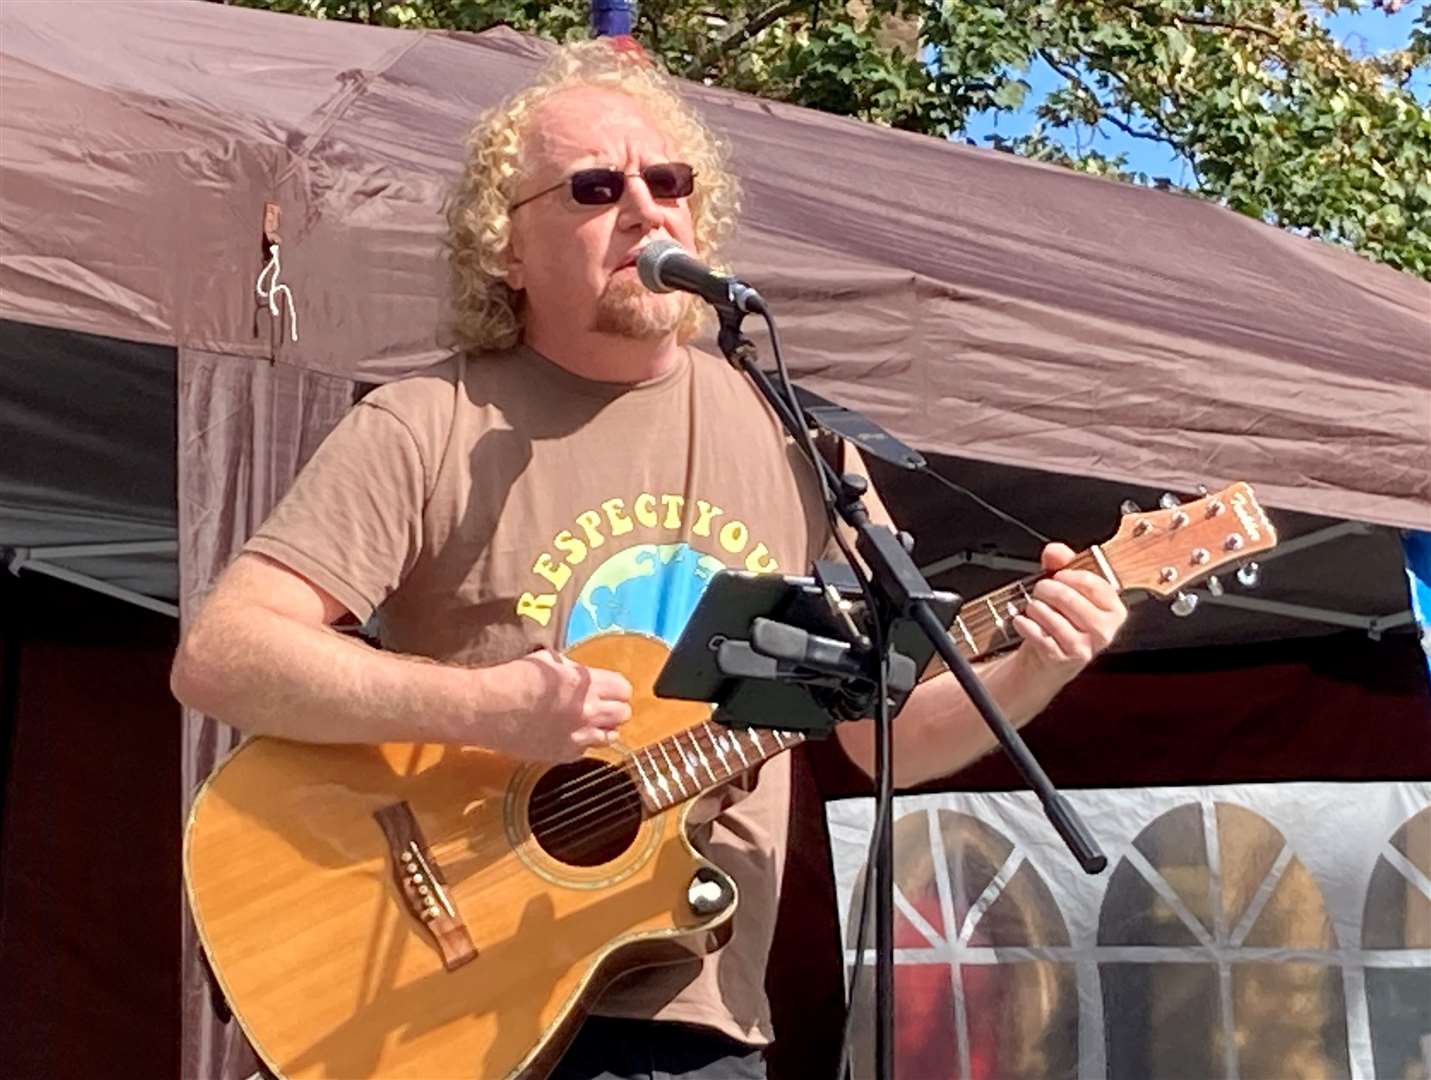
[{"x1": 637, "y1": 239, "x2": 766, "y2": 314}]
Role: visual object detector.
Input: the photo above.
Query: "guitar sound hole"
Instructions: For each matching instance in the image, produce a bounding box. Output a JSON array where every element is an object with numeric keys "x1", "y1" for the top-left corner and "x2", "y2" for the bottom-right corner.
[{"x1": 529, "y1": 760, "x2": 643, "y2": 867}]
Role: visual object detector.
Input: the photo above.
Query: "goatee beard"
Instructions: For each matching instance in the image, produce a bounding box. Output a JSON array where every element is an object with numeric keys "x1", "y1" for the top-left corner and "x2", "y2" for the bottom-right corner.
[{"x1": 592, "y1": 275, "x2": 689, "y2": 340}]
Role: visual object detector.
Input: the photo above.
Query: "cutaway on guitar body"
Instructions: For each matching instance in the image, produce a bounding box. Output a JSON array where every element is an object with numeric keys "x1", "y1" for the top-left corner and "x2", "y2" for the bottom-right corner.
[{"x1": 185, "y1": 634, "x2": 744, "y2": 1079}]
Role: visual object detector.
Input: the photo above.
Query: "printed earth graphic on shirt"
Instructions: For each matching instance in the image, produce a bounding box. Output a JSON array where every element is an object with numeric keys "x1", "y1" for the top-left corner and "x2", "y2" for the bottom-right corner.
[{"x1": 564, "y1": 542, "x2": 726, "y2": 649}]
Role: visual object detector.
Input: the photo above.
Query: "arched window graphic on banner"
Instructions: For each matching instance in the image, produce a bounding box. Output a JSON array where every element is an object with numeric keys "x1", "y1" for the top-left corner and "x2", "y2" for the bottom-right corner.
[
  {"x1": 1362, "y1": 806, "x2": 1431, "y2": 1079},
  {"x1": 843, "y1": 809, "x2": 1079, "y2": 1080},
  {"x1": 1097, "y1": 802, "x2": 1349, "y2": 1079},
  {"x1": 830, "y1": 783, "x2": 1431, "y2": 1080}
]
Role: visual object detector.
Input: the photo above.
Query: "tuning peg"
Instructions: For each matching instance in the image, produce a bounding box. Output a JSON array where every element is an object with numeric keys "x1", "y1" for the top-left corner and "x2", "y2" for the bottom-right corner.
[
  {"x1": 1236, "y1": 561, "x2": 1261, "y2": 589},
  {"x1": 1159, "y1": 493, "x2": 1181, "y2": 509},
  {"x1": 1120, "y1": 499, "x2": 1141, "y2": 515},
  {"x1": 1196, "y1": 484, "x2": 1210, "y2": 496},
  {"x1": 1170, "y1": 591, "x2": 1199, "y2": 617},
  {"x1": 1206, "y1": 575, "x2": 1224, "y2": 597}
]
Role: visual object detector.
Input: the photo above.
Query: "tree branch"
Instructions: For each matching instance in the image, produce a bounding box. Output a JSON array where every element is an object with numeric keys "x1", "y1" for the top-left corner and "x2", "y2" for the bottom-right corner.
[
  {"x1": 1101, "y1": 108, "x2": 1170, "y2": 146},
  {"x1": 1041, "y1": 51, "x2": 1166, "y2": 141},
  {"x1": 1169, "y1": 13, "x2": 1283, "y2": 45},
  {"x1": 1099, "y1": 69, "x2": 1204, "y2": 187},
  {"x1": 1038, "y1": 48, "x2": 1201, "y2": 183},
  {"x1": 684, "y1": 0, "x2": 804, "y2": 78}
]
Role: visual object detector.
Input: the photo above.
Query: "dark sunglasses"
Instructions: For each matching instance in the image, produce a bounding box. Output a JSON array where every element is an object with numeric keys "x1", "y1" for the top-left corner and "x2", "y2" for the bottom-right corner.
[{"x1": 511, "y1": 162, "x2": 696, "y2": 211}]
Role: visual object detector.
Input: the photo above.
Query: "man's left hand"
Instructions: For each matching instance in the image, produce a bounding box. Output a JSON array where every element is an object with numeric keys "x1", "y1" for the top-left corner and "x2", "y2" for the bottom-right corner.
[{"x1": 1010, "y1": 542, "x2": 1128, "y2": 683}]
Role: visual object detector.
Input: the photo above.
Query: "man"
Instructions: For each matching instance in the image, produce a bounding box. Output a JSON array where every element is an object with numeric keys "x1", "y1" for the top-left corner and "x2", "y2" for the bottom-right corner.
[{"x1": 171, "y1": 39, "x2": 1126, "y2": 1080}]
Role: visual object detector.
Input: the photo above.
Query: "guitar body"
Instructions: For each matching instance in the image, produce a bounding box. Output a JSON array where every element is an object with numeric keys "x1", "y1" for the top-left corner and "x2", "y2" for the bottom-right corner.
[{"x1": 185, "y1": 634, "x2": 734, "y2": 1080}]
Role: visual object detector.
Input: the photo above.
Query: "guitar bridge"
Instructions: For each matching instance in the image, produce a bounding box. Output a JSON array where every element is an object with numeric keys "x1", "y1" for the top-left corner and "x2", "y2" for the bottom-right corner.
[{"x1": 374, "y1": 801, "x2": 477, "y2": 971}]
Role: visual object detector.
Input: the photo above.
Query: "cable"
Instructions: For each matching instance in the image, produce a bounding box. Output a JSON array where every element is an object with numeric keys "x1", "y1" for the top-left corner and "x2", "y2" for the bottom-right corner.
[{"x1": 918, "y1": 464, "x2": 1050, "y2": 546}]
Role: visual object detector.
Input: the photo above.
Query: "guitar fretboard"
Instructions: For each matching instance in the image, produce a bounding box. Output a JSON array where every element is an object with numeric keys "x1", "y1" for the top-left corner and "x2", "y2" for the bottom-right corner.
[
  {"x1": 621, "y1": 721, "x2": 804, "y2": 814},
  {"x1": 928, "y1": 550, "x2": 1110, "y2": 674}
]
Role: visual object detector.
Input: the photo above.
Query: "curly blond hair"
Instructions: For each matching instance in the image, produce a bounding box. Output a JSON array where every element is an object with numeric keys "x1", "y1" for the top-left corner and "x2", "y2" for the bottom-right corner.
[{"x1": 446, "y1": 40, "x2": 741, "y2": 353}]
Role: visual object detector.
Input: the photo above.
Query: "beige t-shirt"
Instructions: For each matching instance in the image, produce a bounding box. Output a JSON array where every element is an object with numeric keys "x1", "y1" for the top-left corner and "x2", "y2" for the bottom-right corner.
[{"x1": 245, "y1": 344, "x2": 841, "y2": 1045}]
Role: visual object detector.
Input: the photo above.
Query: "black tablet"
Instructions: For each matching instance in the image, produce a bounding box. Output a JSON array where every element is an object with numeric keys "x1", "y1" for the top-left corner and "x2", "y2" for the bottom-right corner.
[{"x1": 655, "y1": 568, "x2": 959, "y2": 736}]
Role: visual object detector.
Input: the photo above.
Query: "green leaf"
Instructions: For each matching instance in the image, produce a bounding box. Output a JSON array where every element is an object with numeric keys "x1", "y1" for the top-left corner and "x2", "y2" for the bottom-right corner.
[{"x1": 992, "y1": 79, "x2": 1030, "y2": 109}]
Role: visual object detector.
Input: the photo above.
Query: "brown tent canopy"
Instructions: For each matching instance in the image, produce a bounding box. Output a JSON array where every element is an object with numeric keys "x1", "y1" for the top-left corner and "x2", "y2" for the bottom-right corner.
[{"x1": 3, "y1": 1, "x2": 1428, "y2": 530}]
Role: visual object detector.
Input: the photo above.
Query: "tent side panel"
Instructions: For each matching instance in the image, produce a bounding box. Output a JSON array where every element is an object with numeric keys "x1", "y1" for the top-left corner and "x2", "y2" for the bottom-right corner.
[
  {"x1": 0, "y1": 572, "x2": 180, "y2": 1080},
  {"x1": 177, "y1": 348, "x2": 356, "y2": 1080}
]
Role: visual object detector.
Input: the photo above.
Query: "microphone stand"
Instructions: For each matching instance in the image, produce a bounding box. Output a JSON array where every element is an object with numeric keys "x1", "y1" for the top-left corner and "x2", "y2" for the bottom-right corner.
[{"x1": 713, "y1": 304, "x2": 1107, "y2": 1080}]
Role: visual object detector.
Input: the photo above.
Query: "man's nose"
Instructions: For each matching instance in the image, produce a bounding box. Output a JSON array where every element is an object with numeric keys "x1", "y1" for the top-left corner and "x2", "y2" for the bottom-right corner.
[{"x1": 617, "y1": 174, "x2": 665, "y2": 232}]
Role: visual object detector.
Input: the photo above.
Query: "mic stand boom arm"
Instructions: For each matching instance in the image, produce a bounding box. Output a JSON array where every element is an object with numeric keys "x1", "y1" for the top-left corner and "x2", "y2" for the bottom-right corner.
[
  {"x1": 713, "y1": 307, "x2": 1107, "y2": 865},
  {"x1": 714, "y1": 303, "x2": 1107, "y2": 1080}
]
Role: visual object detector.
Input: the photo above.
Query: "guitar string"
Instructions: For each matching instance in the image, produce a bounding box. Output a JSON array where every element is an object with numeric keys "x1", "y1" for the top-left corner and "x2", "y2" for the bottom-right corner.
[
  {"x1": 526, "y1": 762, "x2": 657, "y2": 845},
  {"x1": 519, "y1": 579, "x2": 1039, "y2": 843},
  {"x1": 531, "y1": 726, "x2": 803, "y2": 863},
  {"x1": 936, "y1": 555, "x2": 1113, "y2": 654},
  {"x1": 525, "y1": 720, "x2": 761, "y2": 820},
  {"x1": 533, "y1": 787, "x2": 647, "y2": 864},
  {"x1": 525, "y1": 723, "x2": 794, "y2": 845},
  {"x1": 529, "y1": 569, "x2": 1038, "y2": 855},
  {"x1": 526, "y1": 725, "x2": 818, "y2": 857},
  {"x1": 511, "y1": 573, "x2": 1056, "y2": 848},
  {"x1": 527, "y1": 719, "x2": 803, "y2": 824},
  {"x1": 523, "y1": 564, "x2": 1071, "y2": 824},
  {"x1": 524, "y1": 722, "x2": 731, "y2": 815},
  {"x1": 411, "y1": 559, "x2": 1143, "y2": 897},
  {"x1": 536, "y1": 806, "x2": 672, "y2": 868},
  {"x1": 515, "y1": 724, "x2": 756, "y2": 849},
  {"x1": 467, "y1": 622, "x2": 1006, "y2": 881},
  {"x1": 441, "y1": 533, "x2": 1238, "y2": 875},
  {"x1": 518, "y1": 556, "x2": 1134, "y2": 846}
]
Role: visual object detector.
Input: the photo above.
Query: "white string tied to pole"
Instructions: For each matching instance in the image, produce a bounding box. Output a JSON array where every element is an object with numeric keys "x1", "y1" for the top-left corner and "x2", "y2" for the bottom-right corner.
[{"x1": 255, "y1": 243, "x2": 299, "y2": 343}]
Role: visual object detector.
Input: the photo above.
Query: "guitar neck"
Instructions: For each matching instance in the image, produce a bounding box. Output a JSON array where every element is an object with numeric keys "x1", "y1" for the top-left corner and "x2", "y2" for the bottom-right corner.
[
  {"x1": 939, "y1": 549, "x2": 1111, "y2": 665},
  {"x1": 620, "y1": 482, "x2": 1278, "y2": 811},
  {"x1": 622, "y1": 721, "x2": 805, "y2": 815}
]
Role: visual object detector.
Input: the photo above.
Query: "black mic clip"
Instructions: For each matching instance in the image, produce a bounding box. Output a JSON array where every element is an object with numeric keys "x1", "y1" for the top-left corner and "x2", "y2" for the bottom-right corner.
[
  {"x1": 738, "y1": 616, "x2": 918, "y2": 721},
  {"x1": 711, "y1": 276, "x2": 765, "y2": 315}
]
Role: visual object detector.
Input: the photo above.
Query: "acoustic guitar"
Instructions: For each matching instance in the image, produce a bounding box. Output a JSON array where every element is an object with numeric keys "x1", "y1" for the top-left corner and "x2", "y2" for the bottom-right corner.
[{"x1": 185, "y1": 483, "x2": 1276, "y2": 1078}]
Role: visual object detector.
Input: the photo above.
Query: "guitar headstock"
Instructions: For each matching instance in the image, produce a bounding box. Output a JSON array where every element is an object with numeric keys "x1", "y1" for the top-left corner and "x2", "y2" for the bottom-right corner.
[{"x1": 1101, "y1": 482, "x2": 1277, "y2": 597}]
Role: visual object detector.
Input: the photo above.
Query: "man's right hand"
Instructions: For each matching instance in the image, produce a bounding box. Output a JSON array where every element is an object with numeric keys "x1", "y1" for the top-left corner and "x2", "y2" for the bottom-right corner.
[
  {"x1": 171, "y1": 554, "x2": 635, "y2": 757},
  {"x1": 477, "y1": 648, "x2": 633, "y2": 762}
]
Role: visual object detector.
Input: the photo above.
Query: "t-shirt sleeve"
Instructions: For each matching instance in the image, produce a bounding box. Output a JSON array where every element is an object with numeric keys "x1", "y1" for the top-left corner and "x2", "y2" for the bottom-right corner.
[{"x1": 244, "y1": 400, "x2": 429, "y2": 623}]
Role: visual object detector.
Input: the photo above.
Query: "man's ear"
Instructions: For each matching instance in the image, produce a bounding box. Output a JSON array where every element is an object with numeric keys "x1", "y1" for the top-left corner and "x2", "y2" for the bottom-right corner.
[{"x1": 504, "y1": 236, "x2": 526, "y2": 292}]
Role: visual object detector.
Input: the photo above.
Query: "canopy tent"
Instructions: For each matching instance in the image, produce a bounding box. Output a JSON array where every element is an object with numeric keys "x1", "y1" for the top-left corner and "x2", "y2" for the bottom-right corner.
[{"x1": 1, "y1": 2, "x2": 1428, "y2": 1078}]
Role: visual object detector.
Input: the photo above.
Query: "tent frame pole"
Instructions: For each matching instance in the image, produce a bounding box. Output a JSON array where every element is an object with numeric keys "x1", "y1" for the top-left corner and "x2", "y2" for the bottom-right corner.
[
  {"x1": 6, "y1": 547, "x2": 179, "y2": 619},
  {"x1": 919, "y1": 517, "x2": 1412, "y2": 639}
]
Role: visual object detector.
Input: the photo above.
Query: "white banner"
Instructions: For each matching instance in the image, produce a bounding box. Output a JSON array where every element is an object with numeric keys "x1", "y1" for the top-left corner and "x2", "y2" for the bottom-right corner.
[{"x1": 827, "y1": 782, "x2": 1431, "y2": 1080}]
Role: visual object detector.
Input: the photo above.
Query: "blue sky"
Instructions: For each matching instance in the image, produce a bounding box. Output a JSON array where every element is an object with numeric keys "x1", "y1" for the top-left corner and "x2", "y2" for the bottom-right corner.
[{"x1": 957, "y1": 3, "x2": 1430, "y2": 185}]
